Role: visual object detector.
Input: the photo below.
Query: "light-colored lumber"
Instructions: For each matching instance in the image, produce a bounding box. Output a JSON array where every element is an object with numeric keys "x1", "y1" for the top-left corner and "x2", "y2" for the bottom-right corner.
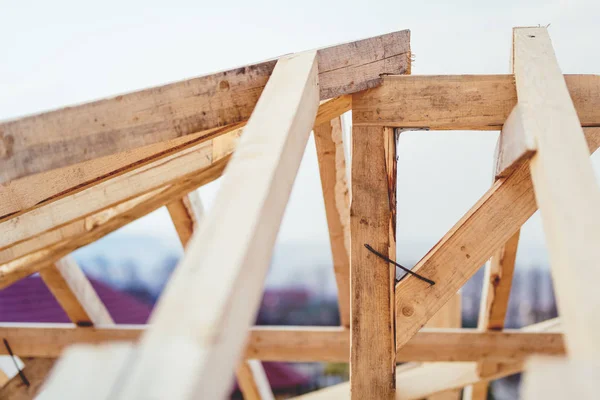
[
  {"x1": 394, "y1": 127, "x2": 600, "y2": 353},
  {"x1": 0, "y1": 96, "x2": 349, "y2": 277},
  {"x1": 0, "y1": 358, "x2": 56, "y2": 400},
  {"x1": 0, "y1": 95, "x2": 349, "y2": 255},
  {"x1": 350, "y1": 123, "x2": 396, "y2": 399},
  {"x1": 166, "y1": 191, "x2": 204, "y2": 247},
  {"x1": 58, "y1": 51, "x2": 320, "y2": 400},
  {"x1": 521, "y1": 356, "x2": 600, "y2": 400},
  {"x1": 494, "y1": 106, "x2": 535, "y2": 178},
  {"x1": 0, "y1": 130, "x2": 241, "y2": 251},
  {"x1": 39, "y1": 343, "x2": 134, "y2": 400},
  {"x1": 236, "y1": 360, "x2": 275, "y2": 400},
  {"x1": 0, "y1": 323, "x2": 565, "y2": 362},
  {"x1": 0, "y1": 30, "x2": 409, "y2": 183},
  {"x1": 39, "y1": 256, "x2": 114, "y2": 326},
  {"x1": 426, "y1": 293, "x2": 462, "y2": 400},
  {"x1": 295, "y1": 319, "x2": 559, "y2": 399},
  {"x1": 168, "y1": 191, "x2": 274, "y2": 399},
  {"x1": 313, "y1": 116, "x2": 351, "y2": 327},
  {"x1": 513, "y1": 27, "x2": 600, "y2": 358},
  {"x1": 0, "y1": 122, "x2": 240, "y2": 223},
  {"x1": 0, "y1": 163, "x2": 223, "y2": 289},
  {"x1": 0, "y1": 93, "x2": 350, "y2": 224},
  {"x1": 352, "y1": 74, "x2": 600, "y2": 129}
]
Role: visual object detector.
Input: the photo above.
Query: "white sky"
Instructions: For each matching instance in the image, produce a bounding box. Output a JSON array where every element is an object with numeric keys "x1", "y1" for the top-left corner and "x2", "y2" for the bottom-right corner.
[{"x1": 2, "y1": 0, "x2": 599, "y2": 264}]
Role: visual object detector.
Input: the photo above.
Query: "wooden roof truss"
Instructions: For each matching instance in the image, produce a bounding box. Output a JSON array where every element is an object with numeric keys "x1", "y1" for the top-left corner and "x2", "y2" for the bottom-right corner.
[{"x1": 0, "y1": 26, "x2": 599, "y2": 399}]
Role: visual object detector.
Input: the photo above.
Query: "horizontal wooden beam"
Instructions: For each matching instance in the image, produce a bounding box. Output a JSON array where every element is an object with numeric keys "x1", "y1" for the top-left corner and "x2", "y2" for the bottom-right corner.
[
  {"x1": 0, "y1": 323, "x2": 565, "y2": 363},
  {"x1": 295, "y1": 319, "x2": 560, "y2": 399},
  {"x1": 394, "y1": 127, "x2": 600, "y2": 352},
  {"x1": 0, "y1": 30, "x2": 408, "y2": 183},
  {"x1": 352, "y1": 74, "x2": 600, "y2": 129}
]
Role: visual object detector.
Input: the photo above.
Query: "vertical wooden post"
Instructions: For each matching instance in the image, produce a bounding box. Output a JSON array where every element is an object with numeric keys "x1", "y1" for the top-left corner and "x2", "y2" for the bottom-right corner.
[
  {"x1": 350, "y1": 122, "x2": 396, "y2": 399},
  {"x1": 314, "y1": 116, "x2": 351, "y2": 327}
]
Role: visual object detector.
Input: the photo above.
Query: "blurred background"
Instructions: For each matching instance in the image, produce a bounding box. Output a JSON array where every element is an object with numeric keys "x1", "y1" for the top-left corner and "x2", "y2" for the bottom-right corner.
[{"x1": 2, "y1": 0, "x2": 599, "y2": 398}]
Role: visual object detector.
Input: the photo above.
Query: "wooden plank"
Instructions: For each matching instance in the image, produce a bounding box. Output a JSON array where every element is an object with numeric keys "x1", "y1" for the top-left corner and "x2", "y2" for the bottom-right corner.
[
  {"x1": 79, "y1": 51, "x2": 320, "y2": 400},
  {"x1": 494, "y1": 106, "x2": 535, "y2": 178},
  {"x1": 0, "y1": 30, "x2": 409, "y2": 183},
  {"x1": 39, "y1": 343, "x2": 134, "y2": 400},
  {"x1": 0, "y1": 95, "x2": 350, "y2": 253},
  {"x1": 0, "y1": 323, "x2": 565, "y2": 362},
  {"x1": 513, "y1": 27, "x2": 600, "y2": 358},
  {"x1": 394, "y1": 127, "x2": 600, "y2": 353},
  {"x1": 522, "y1": 356, "x2": 600, "y2": 400},
  {"x1": 0, "y1": 130, "x2": 241, "y2": 251},
  {"x1": 350, "y1": 123, "x2": 396, "y2": 399},
  {"x1": 313, "y1": 116, "x2": 351, "y2": 327},
  {"x1": 426, "y1": 293, "x2": 462, "y2": 400},
  {"x1": 295, "y1": 319, "x2": 560, "y2": 400},
  {"x1": 352, "y1": 74, "x2": 600, "y2": 129},
  {"x1": 0, "y1": 358, "x2": 56, "y2": 400},
  {"x1": 0, "y1": 93, "x2": 350, "y2": 224},
  {"x1": 166, "y1": 191, "x2": 204, "y2": 247},
  {"x1": 236, "y1": 360, "x2": 275, "y2": 400},
  {"x1": 0, "y1": 159, "x2": 225, "y2": 289},
  {"x1": 39, "y1": 256, "x2": 114, "y2": 326},
  {"x1": 167, "y1": 191, "x2": 274, "y2": 400}
]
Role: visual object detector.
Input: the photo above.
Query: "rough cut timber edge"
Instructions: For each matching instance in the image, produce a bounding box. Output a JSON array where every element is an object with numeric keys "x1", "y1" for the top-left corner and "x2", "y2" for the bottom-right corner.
[{"x1": 0, "y1": 30, "x2": 409, "y2": 183}]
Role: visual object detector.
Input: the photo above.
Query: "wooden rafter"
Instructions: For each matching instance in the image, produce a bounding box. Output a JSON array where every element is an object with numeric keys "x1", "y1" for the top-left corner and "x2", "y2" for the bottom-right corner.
[
  {"x1": 313, "y1": 116, "x2": 351, "y2": 327},
  {"x1": 513, "y1": 26, "x2": 600, "y2": 359},
  {"x1": 0, "y1": 31, "x2": 409, "y2": 183},
  {"x1": 167, "y1": 192, "x2": 275, "y2": 399},
  {"x1": 41, "y1": 50, "x2": 321, "y2": 400}
]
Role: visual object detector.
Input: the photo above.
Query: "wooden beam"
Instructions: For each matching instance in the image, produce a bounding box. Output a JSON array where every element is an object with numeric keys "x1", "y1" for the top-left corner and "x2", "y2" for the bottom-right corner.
[
  {"x1": 0, "y1": 93, "x2": 350, "y2": 225},
  {"x1": 426, "y1": 293, "x2": 462, "y2": 400},
  {"x1": 295, "y1": 319, "x2": 560, "y2": 399},
  {"x1": 394, "y1": 127, "x2": 600, "y2": 353},
  {"x1": 167, "y1": 191, "x2": 274, "y2": 399},
  {"x1": 236, "y1": 360, "x2": 275, "y2": 400},
  {"x1": 0, "y1": 31, "x2": 409, "y2": 183},
  {"x1": 313, "y1": 116, "x2": 351, "y2": 327},
  {"x1": 350, "y1": 123, "x2": 396, "y2": 398},
  {"x1": 352, "y1": 74, "x2": 600, "y2": 129},
  {"x1": 0, "y1": 358, "x2": 56, "y2": 400},
  {"x1": 513, "y1": 26, "x2": 600, "y2": 359},
  {"x1": 0, "y1": 95, "x2": 350, "y2": 256},
  {"x1": 0, "y1": 323, "x2": 565, "y2": 362},
  {"x1": 43, "y1": 51, "x2": 319, "y2": 400},
  {"x1": 39, "y1": 256, "x2": 114, "y2": 326},
  {"x1": 0, "y1": 159, "x2": 225, "y2": 288},
  {"x1": 0, "y1": 130, "x2": 241, "y2": 251},
  {"x1": 166, "y1": 191, "x2": 204, "y2": 247}
]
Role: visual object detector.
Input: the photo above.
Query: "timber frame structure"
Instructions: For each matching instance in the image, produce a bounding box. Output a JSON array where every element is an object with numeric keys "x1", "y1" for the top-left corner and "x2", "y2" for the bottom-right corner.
[{"x1": 0, "y1": 26, "x2": 599, "y2": 399}]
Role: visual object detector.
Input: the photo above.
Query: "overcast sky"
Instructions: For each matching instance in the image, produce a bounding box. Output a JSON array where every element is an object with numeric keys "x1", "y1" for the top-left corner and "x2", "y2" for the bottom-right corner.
[{"x1": 2, "y1": 0, "x2": 599, "y2": 265}]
